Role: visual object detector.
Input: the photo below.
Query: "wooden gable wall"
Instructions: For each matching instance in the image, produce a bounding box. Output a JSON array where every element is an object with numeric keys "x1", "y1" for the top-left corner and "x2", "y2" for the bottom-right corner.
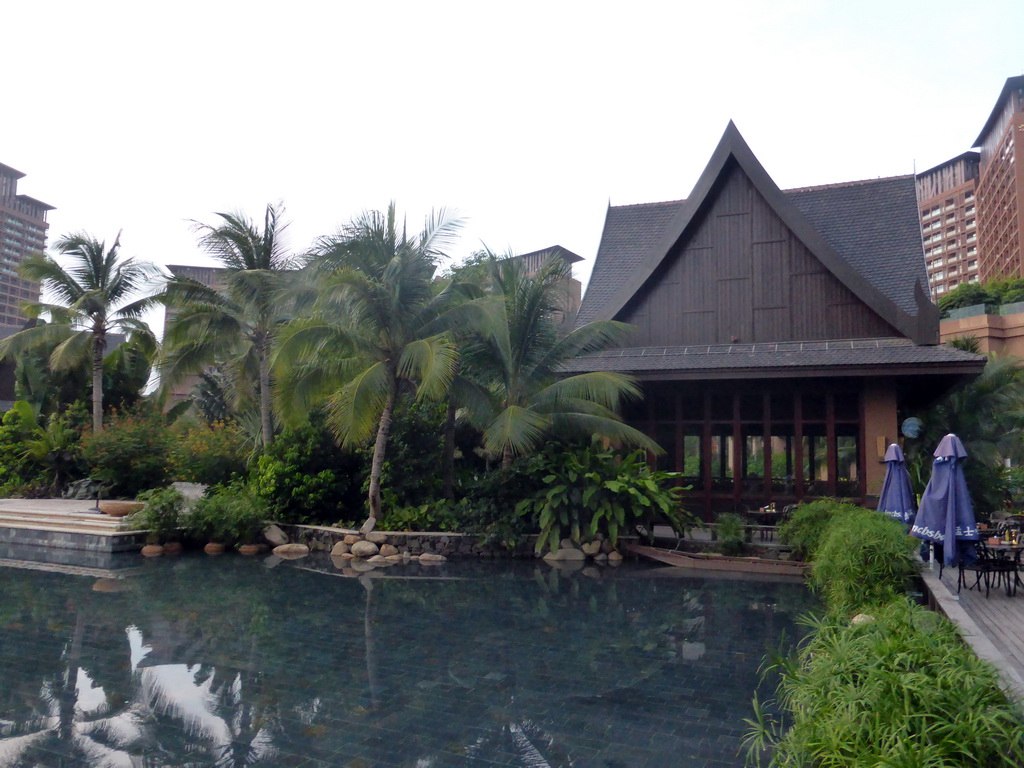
[{"x1": 617, "y1": 163, "x2": 900, "y2": 346}]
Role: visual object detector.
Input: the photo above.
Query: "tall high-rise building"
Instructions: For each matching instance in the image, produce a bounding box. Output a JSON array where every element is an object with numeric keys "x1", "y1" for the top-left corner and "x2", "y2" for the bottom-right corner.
[
  {"x1": 975, "y1": 75, "x2": 1024, "y2": 282},
  {"x1": 0, "y1": 163, "x2": 53, "y2": 325},
  {"x1": 915, "y1": 152, "x2": 980, "y2": 298}
]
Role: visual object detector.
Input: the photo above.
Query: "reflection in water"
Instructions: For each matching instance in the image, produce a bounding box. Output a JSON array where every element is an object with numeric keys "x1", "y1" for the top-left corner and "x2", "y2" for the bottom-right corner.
[{"x1": 0, "y1": 554, "x2": 817, "y2": 767}]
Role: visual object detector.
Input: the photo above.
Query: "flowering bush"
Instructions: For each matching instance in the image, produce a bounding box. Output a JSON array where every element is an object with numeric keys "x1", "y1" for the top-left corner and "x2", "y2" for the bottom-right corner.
[
  {"x1": 81, "y1": 409, "x2": 173, "y2": 498},
  {"x1": 170, "y1": 419, "x2": 248, "y2": 486}
]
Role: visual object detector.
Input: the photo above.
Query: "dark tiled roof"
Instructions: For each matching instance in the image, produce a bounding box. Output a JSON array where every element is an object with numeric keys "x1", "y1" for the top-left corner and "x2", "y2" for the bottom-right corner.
[
  {"x1": 561, "y1": 337, "x2": 985, "y2": 376},
  {"x1": 787, "y1": 176, "x2": 924, "y2": 317},
  {"x1": 577, "y1": 200, "x2": 683, "y2": 325},
  {"x1": 576, "y1": 176, "x2": 927, "y2": 325}
]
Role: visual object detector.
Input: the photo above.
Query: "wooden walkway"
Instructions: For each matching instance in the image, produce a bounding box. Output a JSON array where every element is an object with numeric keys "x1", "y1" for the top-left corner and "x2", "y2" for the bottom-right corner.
[{"x1": 922, "y1": 563, "x2": 1024, "y2": 708}]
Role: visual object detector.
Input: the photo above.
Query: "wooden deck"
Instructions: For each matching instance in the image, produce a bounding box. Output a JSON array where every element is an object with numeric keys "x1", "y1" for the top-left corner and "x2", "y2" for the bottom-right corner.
[{"x1": 922, "y1": 563, "x2": 1024, "y2": 708}]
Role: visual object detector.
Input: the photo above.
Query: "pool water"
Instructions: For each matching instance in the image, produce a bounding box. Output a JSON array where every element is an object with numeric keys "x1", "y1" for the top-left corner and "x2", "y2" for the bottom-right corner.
[{"x1": 0, "y1": 553, "x2": 817, "y2": 767}]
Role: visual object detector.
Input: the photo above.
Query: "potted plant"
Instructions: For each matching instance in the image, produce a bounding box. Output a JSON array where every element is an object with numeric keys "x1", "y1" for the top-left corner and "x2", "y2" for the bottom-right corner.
[
  {"x1": 129, "y1": 486, "x2": 186, "y2": 556},
  {"x1": 184, "y1": 482, "x2": 271, "y2": 554},
  {"x1": 228, "y1": 488, "x2": 273, "y2": 555}
]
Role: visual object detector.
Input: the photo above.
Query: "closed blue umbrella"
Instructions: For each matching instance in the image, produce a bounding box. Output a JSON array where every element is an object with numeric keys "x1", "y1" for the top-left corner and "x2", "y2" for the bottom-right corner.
[
  {"x1": 877, "y1": 443, "x2": 916, "y2": 525},
  {"x1": 911, "y1": 433, "x2": 979, "y2": 567}
]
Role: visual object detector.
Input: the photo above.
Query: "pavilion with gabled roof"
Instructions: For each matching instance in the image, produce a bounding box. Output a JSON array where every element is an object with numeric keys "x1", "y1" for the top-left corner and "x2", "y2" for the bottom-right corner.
[{"x1": 565, "y1": 123, "x2": 986, "y2": 516}]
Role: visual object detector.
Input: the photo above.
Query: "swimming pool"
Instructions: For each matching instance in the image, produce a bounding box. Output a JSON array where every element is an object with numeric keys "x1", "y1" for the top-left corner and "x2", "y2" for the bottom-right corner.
[{"x1": 0, "y1": 552, "x2": 817, "y2": 767}]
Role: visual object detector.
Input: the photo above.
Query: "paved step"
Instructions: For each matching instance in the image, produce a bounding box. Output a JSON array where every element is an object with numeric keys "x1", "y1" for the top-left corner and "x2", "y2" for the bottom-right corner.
[{"x1": 0, "y1": 512, "x2": 130, "y2": 536}]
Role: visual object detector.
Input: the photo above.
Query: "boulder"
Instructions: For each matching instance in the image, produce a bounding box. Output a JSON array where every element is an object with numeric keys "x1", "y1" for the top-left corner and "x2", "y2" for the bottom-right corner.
[
  {"x1": 581, "y1": 541, "x2": 602, "y2": 556},
  {"x1": 343, "y1": 534, "x2": 362, "y2": 545},
  {"x1": 351, "y1": 540, "x2": 380, "y2": 558},
  {"x1": 359, "y1": 516, "x2": 377, "y2": 535},
  {"x1": 385, "y1": 554, "x2": 404, "y2": 563},
  {"x1": 559, "y1": 547, "x2": 586, "y2": 561},
  {"x1": 419, "y1": 553, "x2": 447, "y2": 562},
  {"x1": 263, "y1": 525, "x2": 289, "y2": 547},
  {"x1": 559, "y1": 538, "x2": 576, "y2": 549},
  {"x1": 379, "y1": 543, "x2": 399, "y2": 557},
  {"x1": 366, "y1": 531, "x2": 388, "y2": 544},
  {"x1": 548, "y1": 558, "x2": 585, "y2": 572},
  {"x1": 851, "y1": 613, "x2": 875, "y2": 626},
  {"x1": 592, "y1": 552, "x2": 608, "y2": 563},
  {"x1": 273, "y1": 543, "x2": 310, "y2": 560},
  {"x1": 367, "y1": 555, "x2": 389, "y2": 564},
  {"x1": 607, "y1": 550, "x2": 623, "y2": 563},
  {"x1": 330, "y1": 541, "x2": 350, "y2": 556},
  {"x1": 600, "y1": 539, "x2": 614, "y2": 554}
]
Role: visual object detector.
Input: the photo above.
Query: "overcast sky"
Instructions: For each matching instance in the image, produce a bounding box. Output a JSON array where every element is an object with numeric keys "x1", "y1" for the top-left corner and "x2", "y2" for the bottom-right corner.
[{"x1": 4, "y1": 0, "x2": 1023, "y2": 293}]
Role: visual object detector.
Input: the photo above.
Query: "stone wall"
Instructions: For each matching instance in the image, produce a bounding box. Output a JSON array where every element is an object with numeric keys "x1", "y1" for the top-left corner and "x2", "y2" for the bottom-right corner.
[{"x1": 279, "y1": 524, "x2": 542, "y2": 559}]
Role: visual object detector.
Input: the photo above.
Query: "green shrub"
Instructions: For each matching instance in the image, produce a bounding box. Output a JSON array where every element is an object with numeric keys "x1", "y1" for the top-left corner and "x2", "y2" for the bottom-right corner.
[
  {"x1": 170, "y1": 419, "x2": 248, "y2": 486},
  {"x1": 715, "y1": 512, "x2": 747, "y2": 556},
  {"x1": 746, "y1": 600, "x2": 1024, "y2": 767},
  {"x1": 515, "y1": 442, "x2": 694, "y2": 554},
  {"x1": 810, "y1": 506, "x2": 918, "y2": 615},
  {"x1": 185, "y1": 483, "x2": 273, "y2": 545},
  {"x1": 378, "y1": 500, "x2": 460, "y2": 532},
  {"x1": 778, "y1": 499, "x2": 862, "y2": 561},
  {"x1": 251, "y1": 416, "x2": 364, "y2": 524},
  {"x1": 81, "y1": 409, "x2": 172, "y2": 498},
  {"x1": 0, "y1": 402, "x2": 44, "y2": 490},
  {"x1": 130, "y1": 486, "x2": 186, "y2": 543}
]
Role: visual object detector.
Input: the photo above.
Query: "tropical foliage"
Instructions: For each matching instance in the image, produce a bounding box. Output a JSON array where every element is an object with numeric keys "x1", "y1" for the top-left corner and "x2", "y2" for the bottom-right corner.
[
  {"x1": 274, "y1": 203, "x2": 470, "y2": 527},
  {"x1": 161, "y1": 203, "x2": 296, "y2": 447},
  {"x1": 938, "y1": 276, "x2": 1024, "y2": 316},
  {"x1": 0, "y1": 232, "x2": 161, "y2": 430},
  {"x1": 904, "y1": 354, "x2": 1024, "y2": 517},
  {"x1": 457, "y1": 253, "x2": 657, "y2": 469},
  {"x1": 80, "y1": 409, "x2": 173, "y2": 498},
  {"x1": 746, "y1": 500, "x2": 1024, "y2": 767},
  {"x1": 515, "y1": 442, "x2": 692, "y2": 554}
]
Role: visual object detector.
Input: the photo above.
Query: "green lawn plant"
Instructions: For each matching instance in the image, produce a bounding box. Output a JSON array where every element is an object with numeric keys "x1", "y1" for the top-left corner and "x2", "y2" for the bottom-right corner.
[
  {"x1": 777, "y1": 498, "x2": 862, "y2": 561},
  {"x1": 746, "y1": 501, "x2": 1024, "y2": 767},
  {"x1": 809, "y1": 506, "x2": 917, "y2": 614},
  {"x1": 515, "y1": 442, "x2": 693, "y2": 554},
  {"x1": 714, "y1": 512, "x2": 747, "y2": 556},
  {"x1": 745, "y1": 601, "x2": 1024, "y2": 767}
]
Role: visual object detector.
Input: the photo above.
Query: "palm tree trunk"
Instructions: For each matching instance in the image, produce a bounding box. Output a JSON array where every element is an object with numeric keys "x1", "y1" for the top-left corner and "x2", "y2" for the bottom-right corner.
[
  {"x1": 502, "y1": 444, "x2": 513, "y2": 471},
  {"x1": 364, "y1": 385, "x2": 397, "y2": 532},
  {"x1": 442, "y1": 396, "x2": 457, "y2": 500},
  {"x1": 92, "y1": 331, "x2": 105, "y2": 432},
  {"x1": 258, "y1": 339, "x2": 273, "y2": 448}
]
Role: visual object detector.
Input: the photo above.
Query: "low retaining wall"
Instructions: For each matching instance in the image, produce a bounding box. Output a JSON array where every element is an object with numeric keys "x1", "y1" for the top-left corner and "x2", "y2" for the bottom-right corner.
[
  {"x1": 278, "y1": 524, "x2": 645, "y2": 560},
  {"x1": 279, "y1": 524, "x2": 540, "y2": 558}
]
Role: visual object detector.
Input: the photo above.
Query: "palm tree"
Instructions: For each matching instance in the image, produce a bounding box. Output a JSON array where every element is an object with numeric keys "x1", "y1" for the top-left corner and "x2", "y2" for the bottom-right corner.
[
  {"x1": 0, "y1": 232, "x2": 160, "y2": 431},
  {"x1": 161, "y1": 203, "x2": 296, "y2": 448},
  {"x1": 459, "y1": 253, "x2": 658, "y2": 469},
  {"x1": 275, "y1": 203, "x2": 473, "y2": 530},
  {"x1": 906, "y1": 354, "x2": 1024, "y2": 516}
]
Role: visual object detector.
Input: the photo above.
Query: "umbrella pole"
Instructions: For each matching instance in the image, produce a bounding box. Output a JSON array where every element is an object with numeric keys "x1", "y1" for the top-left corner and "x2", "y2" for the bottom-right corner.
[{"x1": 929, "y1": 543, "x2": 935, "y2": 571}]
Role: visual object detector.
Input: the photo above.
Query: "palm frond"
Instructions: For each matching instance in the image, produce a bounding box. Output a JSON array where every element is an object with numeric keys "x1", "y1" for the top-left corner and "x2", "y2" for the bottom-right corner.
[
  {"x1": 326, "y1": 362, "x2": 395, "y2": 446},
  {"x1": 397, "y1": 334, "x2": 459, "y2": 401},
  {"x1": 482, "y1": 405, "x2": 551, "y2": 458},
  {"x1": 48, "y1": 330, "x2": 93, "y2": 371},
  {"x1": 548, "y1": 412, "x2": 664, "y2": 454}
]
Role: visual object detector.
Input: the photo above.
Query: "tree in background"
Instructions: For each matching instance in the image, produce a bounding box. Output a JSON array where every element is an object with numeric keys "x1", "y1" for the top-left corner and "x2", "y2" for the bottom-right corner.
[
  {"x1": 0, "y1": 232, "x2": 161, "y2": 431},
  {"x1": 161, "y1": 204, "x2": 297, "y2": 448},
  {"x1": 458, "y1": 254, "x2": 658, "y2": 469},
  {"x1": 905, "y1": 355, "x2": 1024, "y2": 517},
  {"x1": 938, "y1": 277, "x2": 1024, "y2": 316},
  {"x1": 274, "y1": 203, "x2": 472, "y2": 530}
]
